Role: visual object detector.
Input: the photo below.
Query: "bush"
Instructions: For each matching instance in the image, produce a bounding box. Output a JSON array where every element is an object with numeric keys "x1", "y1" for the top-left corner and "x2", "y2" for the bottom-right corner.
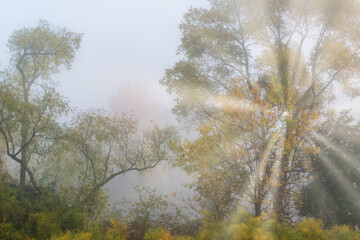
[
  {"x1": 230, "y1": 216, "x2": 277, "y2": 240},
  {"x1": 50, "y1": 231, "x2": 92, "y2": 240},
  {"x1": 90, "y1": 224, "x2": 104, "y2": 240},
  {"x1": 105, "y1": 218, "x2": 128, "y2": 240},
  {"x1": 26, "y1": 212, "x2": 61, "y2": 240},
  {"x1": 199, "y1": 221, "x2": 226, "y2": 240},
  {"x1": 0, "y1": 222, "x2": 33, "y2": 240},
  {"x1": 173, "y1": 236, "x2": 197, "y2": 240},
  {"x1": 294, "y1": 218, "x2": 326, "y2": 240},
  {"x1": 0, "y1": 175, "x2": 88, "y2": 239},
  {"x1": 60, "y1": 207, "x2": 86, "y2": 231},
  {"x1": 268, "y1": 220, "x2": 296, "y2": 240},
  {"x1": 144, "y1": 227, "x2": 173, "y2": 240},
  {"x1": 326, "y1": 225, "x2": 355, "y2": 240}
]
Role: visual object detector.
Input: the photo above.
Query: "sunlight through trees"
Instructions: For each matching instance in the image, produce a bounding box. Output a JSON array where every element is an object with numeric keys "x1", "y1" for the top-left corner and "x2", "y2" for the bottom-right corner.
[{"x1": 2, "y1": 0, "x2": 360, "y2": 239}]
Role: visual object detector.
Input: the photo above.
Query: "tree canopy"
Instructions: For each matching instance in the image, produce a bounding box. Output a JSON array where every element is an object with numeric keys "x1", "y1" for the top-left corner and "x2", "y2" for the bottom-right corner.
[
  {"x1": 0, "y1": 20, "x2": 81, "y2": 191},
  {"x1": 162, "y1": 0, "x2": 360, "y2": 221}
]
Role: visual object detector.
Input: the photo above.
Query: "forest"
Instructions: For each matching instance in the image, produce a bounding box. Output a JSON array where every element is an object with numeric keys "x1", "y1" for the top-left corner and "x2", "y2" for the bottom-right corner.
[{"x1": 1, "y1": 0, "x2": 360, "y2": 239}]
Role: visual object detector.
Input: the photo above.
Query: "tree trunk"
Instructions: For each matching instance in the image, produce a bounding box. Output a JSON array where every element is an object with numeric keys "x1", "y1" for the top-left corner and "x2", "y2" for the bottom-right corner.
[
  {"x1": 254, "y1": 189, "x2": 262, "y2": 217},
  {"x1": 20, "y1": 166, "x2": 26, "y2": 186},
  {"x1": 20, "y1": 125, "x2": 28, "y2": 186},
  {"x1": 253, "y1": 140, "x2": 270, "y2": 217},
  {"x1": 20, "y1": 89, "x2": 29, "y2": 186},
  {"x1": 274, "y1": 153, "x2": 288, "y2": 221},
  {"x1": 274, "y1": 124, "x2": 291, "y2": 221}
]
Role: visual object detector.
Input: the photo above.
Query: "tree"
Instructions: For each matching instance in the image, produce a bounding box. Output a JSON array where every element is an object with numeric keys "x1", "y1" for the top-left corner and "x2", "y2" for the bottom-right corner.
[
  {"x1": 0, "y1": 20, "x2": 81, "y2": 191},
  {"x1": 37, "y1": 110, "x2": 178, "y2": 220},
  {"x1": 299, "y1": 111, "x2": 360, "y2": 227},
  {"x1": 71, "y1": 111, "x2": 177, "y2": 201},
  {"x1": 174, "y1": 81, "x2": 284, "y2": 219},
  {"x1": 162, "y1": 0, "x2": 360, "y2": 221}
]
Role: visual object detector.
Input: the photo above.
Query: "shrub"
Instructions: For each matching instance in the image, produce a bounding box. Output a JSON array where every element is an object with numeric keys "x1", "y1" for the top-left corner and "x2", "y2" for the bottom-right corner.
[
  {"x1": 144, "y1": 227, "x2": 173, "y2": 240},
  {"x1": 173, "y1": 236, "x2": 197, "y2": 240},
  {"x1": 199, "y1": 221, "x2": 225, "y2": 240},
  {"x1": 26, "y1": 212, "x2": 61, "y2": 240},
  {"x1": 90, "y1": 224, "x2": 104, "y2": 240},
  {"x1": 60, "y1": 207, "x2": 86, "y2": 231},
  {"x1": 231, "y1": 216, "x2": 276, "y2": 240},
  {"x1": 50, "y1": 231, "x2": 92, "y2": 240},
  {"x1": 268, "y1": 220, "x2": 296, "y2": 240},
  {"x1": 0, "y1": 222, "x2": 33, "y2": 240},
  {"x1": 326, "y1": 225, "x2": 355, "y2": 240},
  {"x1": 294, "y1": 218, "x2": 326, "y2": 240},
  {"x1": 0, "y1": 175, "x2": 88, "y2": 239},
  {"x1": 105, "y1": 218, "x2": 128, "y2": 240}
]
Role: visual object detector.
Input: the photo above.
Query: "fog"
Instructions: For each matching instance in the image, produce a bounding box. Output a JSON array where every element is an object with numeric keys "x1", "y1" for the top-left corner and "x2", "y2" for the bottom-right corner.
[
  {"x1": 1, "y1": 0, "x2": 360, "y2": 210},
  {"x1": 0, "y1": 0, "x2": 210, "y2": 205}
]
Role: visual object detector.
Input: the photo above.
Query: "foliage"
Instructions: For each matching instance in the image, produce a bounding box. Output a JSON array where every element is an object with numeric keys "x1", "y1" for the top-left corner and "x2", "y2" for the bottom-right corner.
[
  {"x1": 60, "y1": 208, "x2": 86, "y2": 232},
  {"x1": 0, "y1": 174, "x2": 86, "y2": 240},
  {"x1": 172, "y1": 236, "x2": 196, "y2": 240},
  {"x1": 2, "y1": 178, "x2": 360, "y2": 240},
  {"x1": 124, "y1": 186, "x2": 186, "y2": 239},
  {"x1": 326, "y1": 225, "x2": 355, "y2": 240},
  {"x1": 0, "y1": 222, "x2": 33, "y2": 240},
  {"x1": 194, "y1": 212, "x2": 327, "y2": 240},
  {"x1": 26, "y1": 212, "x2": 61, "y2": 240},
  {"x1": 293, "y1": 218, "x2": 326, "y2": 240},
  {"x1": 144, "y1": 227, "x2": 173, "y2": 240},
  {"x1": 225, "y1": 211, "x2": 296, "y2": 240},
  {"x1": 50, "y1": 231, "x2": 92, "y2": 240},
  {"x1": 199, "y1": 221, "x2": 226, "y2": 240},
  {"x1": 168, "y1": 217, "x2": 202, "y2": 237},
  {"x1": 104, "y1": 219, "x2": 128, "y2": 240}
]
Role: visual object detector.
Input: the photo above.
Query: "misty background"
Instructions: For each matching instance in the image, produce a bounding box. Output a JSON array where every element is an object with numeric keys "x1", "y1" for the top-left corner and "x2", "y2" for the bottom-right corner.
[
  {"x1": 0, "y1": 0, "x2": 359, "y2": 206},
  {"x1": 0, "y1": 0, "x2": 210, "y2": 206}
]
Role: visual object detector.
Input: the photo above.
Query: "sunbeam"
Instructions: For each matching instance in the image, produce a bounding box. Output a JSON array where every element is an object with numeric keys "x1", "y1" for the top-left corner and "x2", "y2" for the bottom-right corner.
[
  {"x1": 316, "y1": 131, "x2": 360, "y2": 170},
  {"x1": 310, "y1": 137, "x2": 360, "y2": 205}
]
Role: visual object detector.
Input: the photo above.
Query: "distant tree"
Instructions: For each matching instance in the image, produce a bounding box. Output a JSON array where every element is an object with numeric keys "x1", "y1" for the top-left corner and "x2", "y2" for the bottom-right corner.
[{"x1": 0, "y1": 20, "x2": 81, "y2": 192}]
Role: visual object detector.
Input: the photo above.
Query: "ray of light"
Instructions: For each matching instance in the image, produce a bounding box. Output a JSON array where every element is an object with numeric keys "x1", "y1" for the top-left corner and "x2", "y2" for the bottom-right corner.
[
  {"x1": 310, "y1": 138, "x2": 360, "y2": 205},
  {"x1": 180, "y1": 87, "x2": 265, "y2": 113},
  {"x1": 314, "y1": 131, "x2": 360, "y2": 173}
]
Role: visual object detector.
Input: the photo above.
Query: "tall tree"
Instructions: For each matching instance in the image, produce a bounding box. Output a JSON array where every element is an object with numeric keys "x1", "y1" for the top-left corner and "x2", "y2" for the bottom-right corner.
[
  {"x1": 162, "y1": 0, "x2": 360, "y2": 221},
  {"x1": 0, "y1": 20, "x2": 81, "y2": 191}
]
